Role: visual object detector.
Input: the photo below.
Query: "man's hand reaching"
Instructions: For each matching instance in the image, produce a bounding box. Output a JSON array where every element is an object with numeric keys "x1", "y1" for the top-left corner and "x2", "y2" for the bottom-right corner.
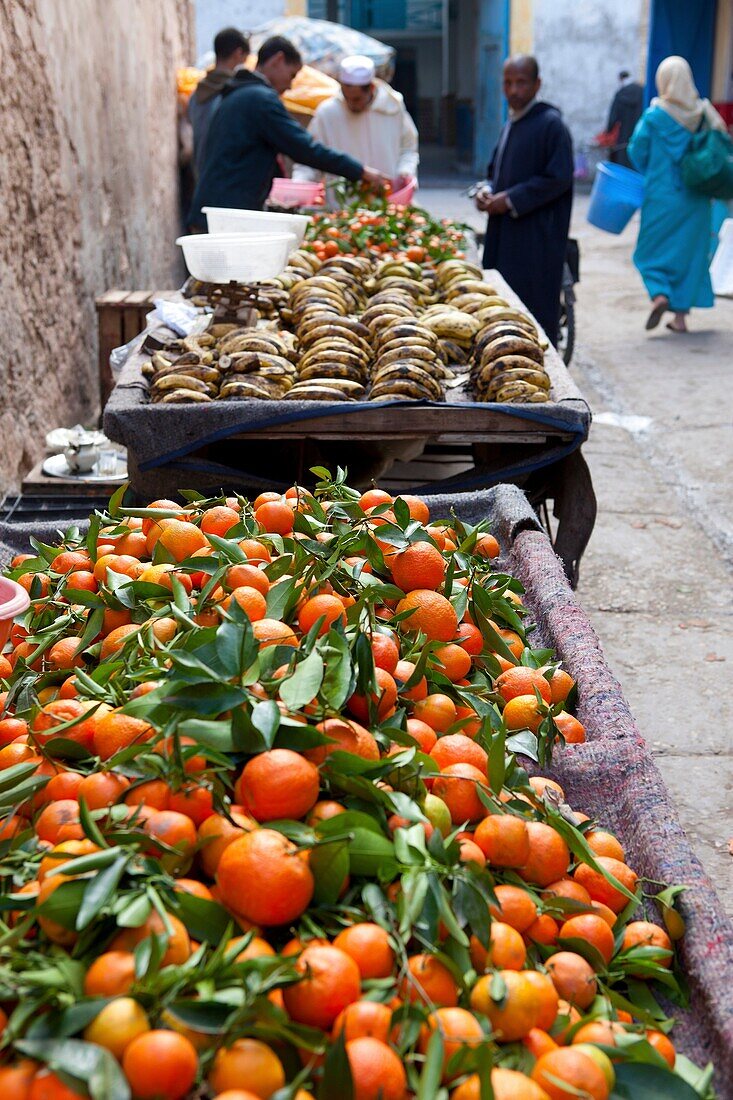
[{"x1": 361, "y1": 166, "x2": 390, "y2": 189}]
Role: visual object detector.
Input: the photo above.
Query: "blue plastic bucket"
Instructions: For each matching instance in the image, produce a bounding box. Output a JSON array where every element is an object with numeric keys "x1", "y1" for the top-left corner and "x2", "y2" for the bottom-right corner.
[{"x1": 587, "y1": 162, "x2": 645, "y2": 234}]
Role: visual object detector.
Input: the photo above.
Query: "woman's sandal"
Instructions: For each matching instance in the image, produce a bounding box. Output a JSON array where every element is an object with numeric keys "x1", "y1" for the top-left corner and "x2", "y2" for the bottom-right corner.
[
  {"x1": 666, "y1": 322, "x2": 688, "y2": 333},
  {"x1": 646, "y1": 296, "x2": 670, "y2": 330}
]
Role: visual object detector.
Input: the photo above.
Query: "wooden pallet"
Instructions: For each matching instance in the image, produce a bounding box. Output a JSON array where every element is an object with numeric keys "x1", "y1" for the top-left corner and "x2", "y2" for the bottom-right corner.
[{"x1": 95, "y1": 290, "x2": 162, "y2": 408}]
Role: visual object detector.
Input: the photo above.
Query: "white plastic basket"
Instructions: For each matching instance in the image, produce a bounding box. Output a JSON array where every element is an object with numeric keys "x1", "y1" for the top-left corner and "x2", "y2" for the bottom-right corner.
[
  {"x1": 203, "y1": 207, "x2": 310, "y2": 246},
  {"x1": 175, "y1": 232, "x2": 296, "y2": 283}
]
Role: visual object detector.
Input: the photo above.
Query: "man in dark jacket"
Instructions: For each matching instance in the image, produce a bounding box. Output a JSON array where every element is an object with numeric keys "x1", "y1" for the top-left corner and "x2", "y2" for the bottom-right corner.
[
  {"x1": 189, "y1": 36, "x2": 385, "y2": 228},
  {"x1": 477, "y1": 55, "x2": 574, "y2": 345},
  {"x1": 606, "y1": 70, "x2": 644, "y2": 168},
  {"x1": 189, "y1": 27, "x2": 249, "y2": 179}
]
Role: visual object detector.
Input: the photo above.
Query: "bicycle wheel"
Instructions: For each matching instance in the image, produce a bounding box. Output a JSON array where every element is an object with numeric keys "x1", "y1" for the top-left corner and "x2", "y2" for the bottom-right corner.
[{"x1": 558, "y1": 291, "x2": 575, "y2": 365}]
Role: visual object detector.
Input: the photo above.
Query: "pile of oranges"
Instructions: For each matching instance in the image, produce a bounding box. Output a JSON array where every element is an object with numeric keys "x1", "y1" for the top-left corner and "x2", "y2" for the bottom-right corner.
[{"x1": 0, "y1": 476, "x2": 700, "y2": 1098}]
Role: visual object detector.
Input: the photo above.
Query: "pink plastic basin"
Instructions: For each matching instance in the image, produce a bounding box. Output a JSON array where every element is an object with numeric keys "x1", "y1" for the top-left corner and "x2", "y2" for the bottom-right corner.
[
  {"x1": 268, "y1": 178, "x2": 325, "y2": 208},
  {"x1": 0, "y1": 577, "x2": 30, "y2": 651},
  {"x1": 389, "y1": 177, "x2": 416, "y2": 206}
]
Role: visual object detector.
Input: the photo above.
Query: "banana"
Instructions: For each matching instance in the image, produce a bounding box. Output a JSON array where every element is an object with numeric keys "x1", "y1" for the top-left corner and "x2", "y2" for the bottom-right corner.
[
  {"x1": 284, "y1": 384, "x2": 357, "y2": 402},
  {"x1": 375, "y1": 345, "x2": 438, "y2": 369},
  {"x1": 375, "y1": 324, "x2": 438, "y2": 347},
  {"x1": 153, "y1": 364, "x2": 222, "y2": 384},
  {"x1": 474, "y1": 323, "x2": 540, "y2": 356},
  {"x1": 475, "y1": 306, "x2": 538, "y2": 331},
  {"x1": 436, "y1": 259, "x2": 484, "y2": 283},
  {"x1": 482, "y1": 367, "x2": 551, "y2": 396},
  {"x1": 298, "y1": 317, "x2": 370, "y2": 342},
  {"x1": 422, "y1": 312, "x2": 480, "y2": 341},
  {"x1": 151, "y1": 351, "x2": 176, "y2": 370},
  {"x1": 479, "y1": 337, "x2": 544, "y2": 368},
  {"x1": 369, "y1": 380, "x2": 438, "y2": 401},
  {"x1": 291, "y1": 377, "x2": 365, "y2": 396},
  {"x1": 494, "y1": 380, "x2": 546, "y2": 402},
  {"x1": 157, "y1": 389, "x2": 213, "y2": 403},
  {"x1": 220, "y1": 378, "x2": 290, "y2": 399},
  {"x1": 446, "y1": 293, "x2": 498, "y2": 314},
  {"x1": 372, "y1": 364, "x2": 443, "y2": 399},
  {"x1": 299, "y1": 329, "x2": 372, "y2": 356},
  {"x1": 227, "y1": 352, "x2": 294, "y2": 374},
  {"x1": 208, "y1": 323, "x2": 238, "y2": 339},
  {"x1": 477, "y1": 354, "x2": 548, "y2": 378},
  {"x1": 150, "y1": 374, "x2": 212, "y2": 394},
  {"x1": 299, "y1": 362, "x2": 366, "y2": 384},
  {"x1": 437, "y1": 339, "x2": 469, "y2": 365},
  {"x1": 445, "y1": 281, "x2": 498, "y2": 300}
]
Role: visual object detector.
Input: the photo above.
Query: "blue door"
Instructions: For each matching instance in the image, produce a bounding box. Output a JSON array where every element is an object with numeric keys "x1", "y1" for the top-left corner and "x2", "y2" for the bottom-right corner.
[
  {"x1": 474, "y1": 0, "x2": 510, "y2": 175},
  {"x1": 645, "y1": 0, "x2": 717, "y2": 102}
]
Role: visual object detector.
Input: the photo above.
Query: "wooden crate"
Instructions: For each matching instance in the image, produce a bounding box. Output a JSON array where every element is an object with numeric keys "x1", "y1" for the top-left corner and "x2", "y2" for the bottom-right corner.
[{"x1": 95, "y1": 290, "x2": 159, "y2": 408}]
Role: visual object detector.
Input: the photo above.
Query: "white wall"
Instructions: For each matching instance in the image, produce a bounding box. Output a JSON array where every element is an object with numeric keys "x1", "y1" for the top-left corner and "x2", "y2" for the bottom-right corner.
[
  {"x1": 195, "y1": 0, "x2": 285, "y2": 61},
  {"x1": 532, "y1": 0, "x2": 646, "y2": 150}
]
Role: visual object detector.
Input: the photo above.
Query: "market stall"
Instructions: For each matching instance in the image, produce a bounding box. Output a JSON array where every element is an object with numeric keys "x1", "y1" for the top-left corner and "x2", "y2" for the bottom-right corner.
[{"x1": 103, "y1": 268, "x2": 594, "y2": 585}]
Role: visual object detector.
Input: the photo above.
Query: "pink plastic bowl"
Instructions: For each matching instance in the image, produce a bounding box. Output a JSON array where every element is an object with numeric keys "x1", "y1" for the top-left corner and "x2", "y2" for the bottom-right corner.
[
  {"x1": 268, "y1": 178, "x2": 325, "y2": 208},
  {"x1": 0, "y1": 577, "x2": 30, "y2": 651},
  {"x1": 390, "y1": 177, "x2": 417, "y2": 206}
]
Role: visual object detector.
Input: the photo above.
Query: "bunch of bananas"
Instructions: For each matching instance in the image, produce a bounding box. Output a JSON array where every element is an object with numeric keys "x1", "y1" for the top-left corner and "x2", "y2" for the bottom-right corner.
[
  {"x1": 218, "y1": 330, "x2": 298, "y2": 400},
  {"x1": 143, "y1": 332, "x2": 224, "y2": 404},
  {"x1": 470, "y1": 308, "x2": 550, "y2": 404},
  {"x1": 285, "y1": 257, "x2": 373, "y2": 401}
]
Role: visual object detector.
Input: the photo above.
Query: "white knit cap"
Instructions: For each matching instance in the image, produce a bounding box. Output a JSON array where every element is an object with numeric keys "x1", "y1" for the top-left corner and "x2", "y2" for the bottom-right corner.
[{"x1": 338, "y1": 54, "x2": 376, "y2": 85}]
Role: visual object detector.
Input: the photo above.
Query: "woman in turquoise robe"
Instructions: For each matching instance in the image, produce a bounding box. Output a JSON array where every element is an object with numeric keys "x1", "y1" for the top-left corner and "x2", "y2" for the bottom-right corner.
[{"x1": 628, "y1": 56, "x2": 727, "y2": 333}]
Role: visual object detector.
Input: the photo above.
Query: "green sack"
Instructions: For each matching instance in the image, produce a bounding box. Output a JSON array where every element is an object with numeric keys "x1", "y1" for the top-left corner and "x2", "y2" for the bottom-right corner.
[{"x1": 681, "y1": 128, "x2": 733, "y2": 200}]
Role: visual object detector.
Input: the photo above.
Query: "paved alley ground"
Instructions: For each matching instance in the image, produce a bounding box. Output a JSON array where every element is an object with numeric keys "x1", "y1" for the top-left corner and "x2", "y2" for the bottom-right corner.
[{"x1": 421, "y1": 183, "x2": 733, "y2": 915}]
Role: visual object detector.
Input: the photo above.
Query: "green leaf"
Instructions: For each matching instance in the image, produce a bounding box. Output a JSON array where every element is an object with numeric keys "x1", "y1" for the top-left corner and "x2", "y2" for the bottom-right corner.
[
  {"x1": 26, "y1": 999, "x2": 114, "y2": 1040},
  {"x1": 251, "y1": 699, "x2": 281, "y2": 748},
  {"x1": 76, "y1": 855, "x2": 128, "y2": 930},
  {"x1": 166, "y1": 999, "x2": 234, "y2": 1033},
  {"x1": 319, "y1": 629, "x2": 355, "y2": 709},
  {"x1": 107, "y1": 481, "x2": 129, "y2": 518},
  {"x1": 38, "y1": 879, "x2": 88, "y2": 930},
  {"x1": 310, "y1": 840, "x2": 349, "y2": 905},
  {"x1": 416, "y1": 1031, "x2": 445, "y2": 1100},
  {"x1": 318, "y1": 1029, "x2": 353, "y2": 1100},
  {"x1": 280, "y1": 649, "x2": 324, "y2": 710},
  {"x1": 547, "y1": 807, "x2": 638, "y2": 906},
  {"x1": 347, "y1": 828, "x2": 396, "y2": 877},
  {"x1": 173, "y1": 890, "x2": 237, "y2": 943},
  {"x1": 215, "y1": 611, "x2": 257, "y2": 679},
  {"x1": 16, "y1": 1038, "x2": 131, "y2": 1100},
  {"x1": 164, "y1": 682, "x2": 248, "y2": 715},
  {"x1": 611, "y1": 1063, "x2": 701, "y2": 1099},
  {"x1": 266, "y1": 576, "x2": 296, "y2": 621},
  {"x1": 488, "y1": 729, "x2": 506, "y2": 793}
]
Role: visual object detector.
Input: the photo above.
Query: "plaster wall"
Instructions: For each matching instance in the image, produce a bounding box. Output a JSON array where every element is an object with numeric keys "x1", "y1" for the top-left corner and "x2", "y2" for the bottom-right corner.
[
  {"x1": 532, "y1": 0, "x2": 646, "y2": 149},
  {"x1": 0, "y1": 0, "x2": 192, "y2": 493}
]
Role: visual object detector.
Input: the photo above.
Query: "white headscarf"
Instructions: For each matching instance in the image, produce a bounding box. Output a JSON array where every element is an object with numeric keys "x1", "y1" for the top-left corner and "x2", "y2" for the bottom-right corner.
[{"x1": 652, "y1": 56, "x2": 726, "y2": 133}]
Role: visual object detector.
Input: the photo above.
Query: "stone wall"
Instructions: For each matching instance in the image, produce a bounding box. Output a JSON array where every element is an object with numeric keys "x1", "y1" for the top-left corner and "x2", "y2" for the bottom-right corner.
[
  {"x1": 532, "y1": 0, "x2": 646, "y2": 150},
  {"x1": 0, "y1": 0, "x2": 193, "y2": 493}
]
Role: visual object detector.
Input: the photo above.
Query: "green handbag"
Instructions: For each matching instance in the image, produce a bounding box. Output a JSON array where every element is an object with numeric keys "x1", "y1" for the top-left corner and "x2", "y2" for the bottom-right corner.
[{"x1": 681, "y1": 127, "x2": 733, "y2": 200}]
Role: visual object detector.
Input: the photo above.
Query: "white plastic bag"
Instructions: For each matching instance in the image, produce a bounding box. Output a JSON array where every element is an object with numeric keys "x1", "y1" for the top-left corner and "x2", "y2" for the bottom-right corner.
[{"x1": 711, "y1": 218, "x2": 733, "y2": 297}]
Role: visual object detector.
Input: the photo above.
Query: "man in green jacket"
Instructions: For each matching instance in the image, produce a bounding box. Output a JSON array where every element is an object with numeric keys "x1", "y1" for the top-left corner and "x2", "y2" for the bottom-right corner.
[{"x1": 189, "y1": 36, "x2": 386, "y2": 228}]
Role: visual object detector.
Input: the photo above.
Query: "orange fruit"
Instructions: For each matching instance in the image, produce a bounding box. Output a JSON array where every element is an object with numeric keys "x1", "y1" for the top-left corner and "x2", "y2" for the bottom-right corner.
[
  {"x1": 94, "y1": 710, "x2": 153, "y2": 760},
  {"x1": 418, "y1": 1006, "x2": 484, "y2": 1081},
  {"x1": 495, "y1": 666, "x2": 552, "y2": 704},
  {"x1": 553, "y1": 712, "x2": 586, "y2": 744},
  {"x1": 502, "y1": 694, "x2": 544, "y2": 733},
  {"x1": 542, "y1": 878, "x2": 591, "y2": 907},
  {"x1": 572, "y1": 1020, "x2": 620, "y2": 1047},
  {"x1": 77, "y1": 771, "x2": 130, "y2": 809},
  {"x1": 333, "y1": 1000, "x2": 392, "y2": 1043},
  {"x1": 393, "y1": 659, "x2": 427, "y2": 700},
  {"x1": 453, "y1": 1069, "x2": 551, "y2": 1100},
  {"x1": 223, "y1": 586, "x2": 267, "y2": 622},
  {"x1": 197, "y1": 811, "x2": 254, "y2": 878},
  {"x1": 474, "y1": 814, "x2": 530, "y2": 867},
  {"x1": 225, "y1": 563, "x2": 270, "y2": 595},
  {"x1": 99, "y1": 624, "x2": 140, "y2": 660},
  {"x1": 475, "y1": 533, "x2": 500, "y2": 558},
  {"x1": 83, "y1": 950, "x2": 137, "y2": 996},
  {"x1": 622, "y1": 920, "x2": 673, "y2": 971},
  {"x1": 519, "y1": 822, "x2": 570, "y2": 887},
  {"x1": 35, "y1": 799, "x2": 80, "y2": 844},
  {"x1": 456, "y1": 622, "x2": 484, "y2": 655},
  {"x1": 0, "y1": 1060, "x2": 38, "y2": 1100},
  {"x1": 283, "y1": 944, "x2": 361, "y2": 1029},
  {"x1": 208, "y1": 1038, "x2": 285, "y2": 1098},
  {"x1": 432, "y1": 763, "x2": 489, "y2": 823},
  {"x1": 201, "y1": 506, "x2": 240, "y2": 536},
  {"x1": 488, "y1": 884, "x2": 538, "y2": 933},
  {"x1": 396, "y1": 589, "x2": 457, "y2": 642},
  {"x1": 122, "y1": 1030, "x2": 198, "y2": 1100},
  {"x1": 431, "y1": 733, "x2": 487, "y2": 771},
  {"x1": 83, "y1": 996, "x2": 149, "y2": 1058},
  {"x1": 333, "y1": 922, "x2": 395, "y2": 980},
  {"x1": 31, "y1": 699, "x2": 100, "y2": 751},
  {"x1": 235, "y1": 749, "x2": 319, "y2": 822},
  {"x1": 546, "y1": 951, "x2": 598, "y2": 1009},
  {"x1": 298, "y1": 593, "x2": 347, "y2": 636},
  {"x1": 531, "y1": 1048, "x2": 609, "y2": 1100},
  {"x1": 252, "y1": 619, "x2": 298, "y2": 648},
  {"x1": 405, "y1": 717, "x2": 437, "y2": 753},
  {"x1": 216, "y1": 829, "x2": 314, "y2": 926},
  {"x1": 646, "y1": 1029, "x2": 676, "y2": 1067},
  {"x1": 359, "y1": 489, "x2": 393, "y2": 511},
  {"x1": 390, "y1": 542, "x2": 445, "y2": 592},
  {"x1": 345, "y1": 1037, "x2": 407, "y2": 1100},
  {"x1": 28, "y1": 1070, "x2": 80, "y2": 1099},
  {"x1": 110, "y1": 910, "x2": 191, "y2": 967},
  {"x1": 370, "y1": 632, "x2": 400, "y2": 673},
  {"x1": 397, "y1": 494, "x2": 430, "y2": 523},
  {"x1": 38, "y1": 838, "x2": 99, "y2": 882},
  {"x1": 470, "y1": 970, "x2": 539, "y2": 1041},
  {"x1": 559, "y1": 914, "x2": 616, "y2": 965},
  {"x1": 470, "y1": 920, "x2": 527, "y2": 972},
  {"x1": 431, "y1": 643, "x2": 472, "y2": 682},
  {"x1": 399, "y1": 953, "x2": 458, "y2": 1007},
  {"x1": 306, "y1": 718, "x2": 379, "y2": 767},
  {"x1": 585, "y1": 829, "x2": 625, "y2": 862},
  {"x1": 144, "y1": 809, "x2": 197, "y2": 869},
  {"x1": 413, "y1": 693, "x2": 457, "y2": 733},
  {"x1": 347, "y1": 668, "x2": 398, "y2": 721},
  {"x1": 255, "y1": 500, "x2": 294, "y2": 534},
  {"x1": 46, "y1": 637, "x2": 84, "y2": 671},
  {"x1": 157, "y1": 519, "x2": 208, "y2": 562},
  {"x1": 548, "y1": 668, "x2": 575, "y2": 704},
  {"x1": 524, "y1": 970, "x2": 561, "y2": 1031},
  {"x1": 573, "y1": 857, "x2": 637, "y2": 913}
]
